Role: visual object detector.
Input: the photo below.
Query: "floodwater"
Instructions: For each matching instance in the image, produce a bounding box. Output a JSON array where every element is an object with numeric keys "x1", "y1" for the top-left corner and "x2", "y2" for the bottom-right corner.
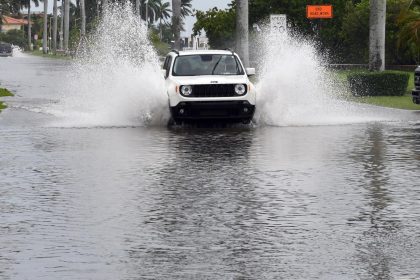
[{"x1": 1, "y1": 55, "x2": 420, "y2": 280}]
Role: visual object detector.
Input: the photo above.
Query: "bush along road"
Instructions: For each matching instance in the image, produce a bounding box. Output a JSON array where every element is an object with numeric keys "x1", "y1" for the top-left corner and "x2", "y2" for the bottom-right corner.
[
  {"x1": 0, "y1": 88, "x2": 14, "y2": 112},
  {"x1": 338, "y1": 70, "x2": 419, "y2": 110}
]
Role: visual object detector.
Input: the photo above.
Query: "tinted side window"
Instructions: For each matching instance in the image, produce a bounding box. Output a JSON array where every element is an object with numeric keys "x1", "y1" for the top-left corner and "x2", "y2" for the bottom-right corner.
[
  {"x1": 165, "y1": 57, "x2": 173, "y2": 78},
  {"x1": 163, "y1": 56, "x2": 170, "y2": 70}
]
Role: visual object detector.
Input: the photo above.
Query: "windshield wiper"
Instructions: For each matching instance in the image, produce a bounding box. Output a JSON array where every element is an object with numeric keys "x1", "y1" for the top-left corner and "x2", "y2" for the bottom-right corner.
[{"x1": 211, "y1": 56, "x2": 223, "y2": 75}]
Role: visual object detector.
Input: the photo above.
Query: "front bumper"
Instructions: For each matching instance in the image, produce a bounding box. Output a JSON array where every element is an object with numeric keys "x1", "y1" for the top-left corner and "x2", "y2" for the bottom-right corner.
[
  {"x1": 170, "y1": 101, "x2": 255, "y2": 121},
  {"x1": 412, "y1": 89, "x2": 420, "y2": 104},
  {"x1": 0, "y1": 52, "x2": 12, "y2": 57}
]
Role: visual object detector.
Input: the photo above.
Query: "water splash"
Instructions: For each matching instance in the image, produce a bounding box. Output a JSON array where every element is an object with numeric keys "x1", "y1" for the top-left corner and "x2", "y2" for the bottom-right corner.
[
  {"x1": 50, "y1": 3, "x2": 168, "y2": 128},
  {"x1": 254, "y1": 31, "x2": 392, "y2": 126},
  {"x1": 12, "y1": 46, "x2": 26, "y2": 57}
]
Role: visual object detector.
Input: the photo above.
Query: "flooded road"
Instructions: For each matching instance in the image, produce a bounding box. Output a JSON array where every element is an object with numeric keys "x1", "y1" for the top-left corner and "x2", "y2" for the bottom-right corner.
[{"x1": 1, "y1": 55, "x2": 420, "y2": 279}]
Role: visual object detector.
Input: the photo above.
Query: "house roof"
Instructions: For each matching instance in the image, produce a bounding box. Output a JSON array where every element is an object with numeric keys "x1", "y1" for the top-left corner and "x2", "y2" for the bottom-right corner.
[{"x1": 2, "y1": 16, "x2": 30, "y2": 25}]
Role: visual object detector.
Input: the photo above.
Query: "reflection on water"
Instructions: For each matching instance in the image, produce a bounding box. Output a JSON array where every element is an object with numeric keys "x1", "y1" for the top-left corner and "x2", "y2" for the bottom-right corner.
[
  {"x1": 1, "y1": 56, "x2": 420, "y2": 279},
  {"x1": 1, "y1": 124, "x2": 419, "y2": 279}
]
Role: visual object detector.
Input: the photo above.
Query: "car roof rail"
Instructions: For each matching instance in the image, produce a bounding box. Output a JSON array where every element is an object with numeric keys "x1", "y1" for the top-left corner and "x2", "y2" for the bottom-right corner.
[{"x1": 171, "y1": 49, "x2": 180, "y2": 55}]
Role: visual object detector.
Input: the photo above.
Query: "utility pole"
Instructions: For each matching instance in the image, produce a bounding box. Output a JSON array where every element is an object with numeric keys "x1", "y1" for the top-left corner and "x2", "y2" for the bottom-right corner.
[
  {"x1": 369, "y1": 0, "x2": 386, "y2": 71},
  {"x1": 236, "y1": 0, "x2": 249, "y2": 67}
]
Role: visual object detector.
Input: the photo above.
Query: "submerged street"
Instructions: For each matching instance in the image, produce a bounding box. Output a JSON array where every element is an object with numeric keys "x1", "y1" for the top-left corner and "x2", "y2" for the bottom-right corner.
[{"x1": 1, "y1": 55, "x2": 420, "y2": 279}]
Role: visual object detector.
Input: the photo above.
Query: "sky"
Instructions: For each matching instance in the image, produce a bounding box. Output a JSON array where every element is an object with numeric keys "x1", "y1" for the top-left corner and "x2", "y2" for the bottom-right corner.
[{"x1": 29, "y1": 0, "x2": 231, "y2": 36}]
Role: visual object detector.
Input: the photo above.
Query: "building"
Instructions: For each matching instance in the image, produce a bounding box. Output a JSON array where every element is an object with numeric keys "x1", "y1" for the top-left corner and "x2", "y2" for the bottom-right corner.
[
  {"x1": 1, "y1": 16, "x2": 30, "y2": 33},
  {"x1": 182, "y1": 35, "x2": 209, "y2": 51}
]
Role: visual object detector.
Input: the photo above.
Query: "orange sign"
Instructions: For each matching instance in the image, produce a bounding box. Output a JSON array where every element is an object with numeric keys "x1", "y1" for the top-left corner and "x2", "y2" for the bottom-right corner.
[{"x1": 306, "y1": 5, "x2": 333, "y2": 19}]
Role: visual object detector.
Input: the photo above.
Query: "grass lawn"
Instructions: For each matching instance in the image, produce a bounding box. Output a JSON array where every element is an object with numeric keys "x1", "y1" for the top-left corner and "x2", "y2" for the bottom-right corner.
[
  {"x1": 336, "y1": 69, "x2": 418, "y2": 110},
  {"x1": 0, "y1": 88, "x2": 14, "y2": 112},
  {"x1": 29, "y1": 50, "x2": 72, "y2": 60}
]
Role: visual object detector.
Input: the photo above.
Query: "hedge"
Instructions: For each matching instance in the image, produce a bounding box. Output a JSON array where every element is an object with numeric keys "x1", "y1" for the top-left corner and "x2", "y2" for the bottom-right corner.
[{"x1": 347, "y1": 71, "x2": 410, "y2": 96}]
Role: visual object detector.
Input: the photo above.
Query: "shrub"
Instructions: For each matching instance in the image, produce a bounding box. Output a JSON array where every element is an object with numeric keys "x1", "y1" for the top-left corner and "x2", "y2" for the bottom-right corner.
[
  {"x1": 0, "y1": 30, "x2": 27, "y2": 49},
  {"x1": 347, "y1": 71, "x2": 410, "y2": 96}
]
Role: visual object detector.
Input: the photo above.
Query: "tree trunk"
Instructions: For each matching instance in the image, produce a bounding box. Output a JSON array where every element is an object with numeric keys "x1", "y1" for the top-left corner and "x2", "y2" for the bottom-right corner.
[
  {"x1": 135, "y1": 0, "x2": 140, "y2": 18},
  {"x1": 80, "y1": 0, "x2": 86, "y2": 37},
  {"x1": 43, "y1": 0, "x2": 48, "y2": 54},
  {"x1": 145, "y1": 1, "x2": 149, "y2": 27},
  {"x1": 28, "y1": 2, "x2": 32, "y2": 51},
  {"x1": 172, "y1": 0, "x2": 181, "y2": 50},
  {"x1": 160, "y1": 18, "x2": 162, "y2": 40},
  {"x1": 102, "y1": 0, "x2": 108, "y2": 12},
  {"x1": 53, "y1": 0, "x2": 58, "y2": 53},
  {"x1": 236, "y1": 0, "x2": 249, "y2": 67},
  {"x1": 369, "y1": 0, "x2": 386, "y2": 71},
  {"x1": 64, "y1": 0, "x2": 70, "y2": 52},
  {"x1": 59, "y1": 1, "x2": 64, "y2": 50}
]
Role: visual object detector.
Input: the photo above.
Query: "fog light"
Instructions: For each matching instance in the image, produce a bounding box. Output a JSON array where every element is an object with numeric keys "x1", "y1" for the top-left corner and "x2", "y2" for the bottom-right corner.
[
  {"x1": 243, "y1": 107, "x2": 249, "y2": 113},
  {"x1": 179, "y1": 108, "x2": 185, "y2": 114}
]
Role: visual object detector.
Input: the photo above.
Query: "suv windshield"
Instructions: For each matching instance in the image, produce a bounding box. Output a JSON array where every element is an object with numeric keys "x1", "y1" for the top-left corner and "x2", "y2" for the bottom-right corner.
[{"x1": 172, "y1": 54, "x2": 244, "y2": 76}]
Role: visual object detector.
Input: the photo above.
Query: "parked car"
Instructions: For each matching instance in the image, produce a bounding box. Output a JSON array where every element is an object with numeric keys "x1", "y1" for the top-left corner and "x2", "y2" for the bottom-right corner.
[
  {"x1": 163, "y1": 50, "x2": 256, "y2": 124},
  {"x1": 0, "y1": 42, "x2": 13, "y2": 57},
  {"x1": 412, "y1": 66, "x2": 420, "y2": 104}
]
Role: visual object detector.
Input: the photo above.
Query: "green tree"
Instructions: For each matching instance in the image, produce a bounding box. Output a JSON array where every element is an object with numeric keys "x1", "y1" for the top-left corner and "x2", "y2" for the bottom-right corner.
[
  {"x1": 193, "y1": 6, "x2": 236, "y2": 49},
  {"x1": 155, "y1": 0, "x2": 171, "y2": 39},
  {"x1": 180, "y1": 0, "x2": 192, "y2": 18},
  {"x1": 342, "y1": 0, "x2": 416, "y2": 64},
  {"x1": 397, "y1": 0, "x2": 420, "y2": 63}
]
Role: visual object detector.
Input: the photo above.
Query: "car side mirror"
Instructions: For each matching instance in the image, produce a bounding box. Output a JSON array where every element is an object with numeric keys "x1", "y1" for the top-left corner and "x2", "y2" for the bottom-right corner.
[{"x1": 246, "y1": 68, "x2": 256, "y2": 77}]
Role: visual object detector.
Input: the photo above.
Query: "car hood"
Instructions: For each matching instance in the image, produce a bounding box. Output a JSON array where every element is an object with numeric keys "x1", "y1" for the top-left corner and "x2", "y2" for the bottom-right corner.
[{"x1": 171, "y1": 75, "x2": 248, "y2": 85}]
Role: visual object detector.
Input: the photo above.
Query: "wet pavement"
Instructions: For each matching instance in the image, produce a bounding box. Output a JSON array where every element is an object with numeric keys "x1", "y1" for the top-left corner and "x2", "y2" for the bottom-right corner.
[{"x1": 1, "y1": 55, "x2": 420, "y2": 279}]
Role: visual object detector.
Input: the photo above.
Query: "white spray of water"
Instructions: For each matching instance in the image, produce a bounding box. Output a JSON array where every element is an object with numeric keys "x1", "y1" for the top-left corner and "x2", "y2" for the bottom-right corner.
[
  {"x1": 50, "y1": 3, "x2": 168, "y2": 128},
  {"x1": 12, "y1": 47, "x2": 26, "y2": 57},
  {"x1": 254, "y1": 31, "x2": 392, "y2": 126}
]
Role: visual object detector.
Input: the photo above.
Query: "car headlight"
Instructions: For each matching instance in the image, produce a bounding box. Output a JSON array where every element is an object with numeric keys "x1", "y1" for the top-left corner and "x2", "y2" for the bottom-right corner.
[
  {"x1": 235, "y1": 84, "x2": 247, "y2": 95},
  {"x1": 180, "y1": 85, "x2": 193, "y2": 96}
]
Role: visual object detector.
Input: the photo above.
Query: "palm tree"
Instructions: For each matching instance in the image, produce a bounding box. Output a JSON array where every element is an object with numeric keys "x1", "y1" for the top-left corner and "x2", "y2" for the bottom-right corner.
[
  {"x1": 236, "y1": 0, "x2": 249, "y2": 67},
  {"x1": 52, "y1": 0, "x2": 58, "y2": 53},
  {"x1": 42, "y1": 0, "x2": 48, "y2": 54},
  {"x1": 155, "y1": 0, "x2": 171, "y2": 39},
  {"x1": 64, "y1": 0, "x2": 69, "y2": 52},
  {"x1": 141, "y1": 0, "x2": 159, "y2": 26},
  {"x1": 80, "y1": 0, "x2": 86, "y2": 36},
  {"x1": 135, "y1": 0, "x2": 141, "y2": 18},
  {"x1": 397, "y1": 2, "x2": 420, "y2": 63},
  {"x1": 20, "y1": 0, "x2": 40, "y2": 51},
  {"x1": 369, "y1": 0, "x2": 386, "y2": 71},
  {"x1": 180, "y1": 0, "x2": 192, "y2": 18},
  {"x1": 172, "y1": 0, "x2": 181, "y2": 50}
]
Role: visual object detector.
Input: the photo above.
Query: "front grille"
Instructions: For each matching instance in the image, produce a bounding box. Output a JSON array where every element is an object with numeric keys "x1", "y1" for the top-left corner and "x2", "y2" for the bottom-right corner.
[
  {"x1": 415, "y1": 72, "x2": 420, "y2": 89},
  {"x1": 189, "y1": 84, "x2": 238, "y2": 98}
]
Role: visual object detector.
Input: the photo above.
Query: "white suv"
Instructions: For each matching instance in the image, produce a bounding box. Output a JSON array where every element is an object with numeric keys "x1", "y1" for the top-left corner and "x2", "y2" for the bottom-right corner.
[{"x1": 162, "y1": 50, "x2": 256, "y2": 124}]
